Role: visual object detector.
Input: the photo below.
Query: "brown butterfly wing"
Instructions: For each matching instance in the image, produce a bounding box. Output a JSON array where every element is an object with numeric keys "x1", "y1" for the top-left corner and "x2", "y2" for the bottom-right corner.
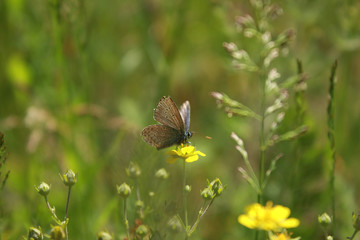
[
  {"x1": 142, "y1": 125, "x2": 182, "y2": 150},
  {"x1": 154, "y1": 96, "x2": 185, "y2": 132}
]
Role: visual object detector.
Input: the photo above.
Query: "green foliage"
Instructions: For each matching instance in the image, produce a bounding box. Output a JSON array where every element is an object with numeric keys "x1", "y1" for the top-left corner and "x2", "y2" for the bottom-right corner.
[{"x1": 1, "y1": 0, "x2": 360, "y2": 239}]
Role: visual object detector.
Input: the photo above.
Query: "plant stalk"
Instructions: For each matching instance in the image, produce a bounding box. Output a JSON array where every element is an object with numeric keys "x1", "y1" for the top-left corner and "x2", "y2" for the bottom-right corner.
[
  {"x1": 64, "y1": 186, "x2": 72, "y2": 240},
  {"x1": 183, "y1": 160, "x2": 189, "y2": 239},
  {"x1": 328, "y1": 60, "x2": 338, "y2": 235},
  {"x1": 259, "y1": 69, "x2": 266, "y2": 205},
  {"x1": 124, "y1": 198, "x2": 130, "y2": 240}
]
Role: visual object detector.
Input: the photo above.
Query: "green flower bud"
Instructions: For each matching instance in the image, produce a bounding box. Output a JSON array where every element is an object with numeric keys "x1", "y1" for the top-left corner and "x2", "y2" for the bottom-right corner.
[
  {"x1": 50, "y1": 225, "x2": 66, "y2": 240},
  {"x1": 126, "y1": 161, "x2": 141, "y2": 178},
  {"x1": 318, "y1": 213, "x2": 332, "y2": 227},
  {"x1": 136, "y1": 200, "x2": 144, "y2": 208},
  {"x1": 167, "y1": 216, "x2": 182, "y2": 233},
  {"x1": 185, "y1": 185, "x2": 191, "y2": 193},
  {"x1": 208, "y1": 178, "x2": 224, "y2": 197},
  {"x1": 97, "y1": 231, "x2": 113, "y2": 240},
  {"x1": 28, "y1": 227, "x2": 43, "y2": 240},
  {"x1": 59, "y1": 169, "x2": 77, "y2": 187},
  {"x1": 155, "y1": 168, "x2": 169, "y2": 179},
  {"x1": 353, "y1": 212, "x2": 360, "y2": 231},
  {"x1": 149, "y1": 191, "x2": 155, "y2": 197},
  {"x1": 117, "y1": 183, "x2": 131, "y2": 198},
  {"x1": 135, "y1": 224, "x2": 148, "y2": 237},
  {"x1": 35, "y1": 182, "x2": 51, "y2": 197},
  {"x1": 201, "y1": 187, "x2": 214, "y2": 200},
  {"x1": 326, "y1": 236, "x2": 333, "y2": 240}
]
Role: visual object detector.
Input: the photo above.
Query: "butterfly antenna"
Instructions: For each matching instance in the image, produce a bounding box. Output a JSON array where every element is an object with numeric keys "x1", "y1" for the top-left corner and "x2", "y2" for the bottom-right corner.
[{"x1": 191, "y1": 131, "x2": 212, "y2": 140}]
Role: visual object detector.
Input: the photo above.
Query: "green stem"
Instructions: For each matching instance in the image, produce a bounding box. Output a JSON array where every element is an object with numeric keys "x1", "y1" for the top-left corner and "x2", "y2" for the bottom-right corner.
[
  {"x1": 188, "y1": 199, "x2": 214, "y2": 236},
  {"x1": 328, "y1": 60, "x2": 338, "y2": 235},
  {"x1": 1, "y1": 171, "x2": 9, "y2": 191},
  {"x1": 135, "y1": 179, "x2": 144, "y2": 219},
  {"x1": 64, "y1": 186, "x2": 71, "y2": 240},
  {"x1": 348, "y1": 230, "x2": 358, "y2": 240},
  {"x1": 183, "y1": 160, "x2": 189, "y2": 239},
  {"x1": 44, "y1": 196, "x2": 61, "y2": 224},
  {"x1": 124, "y1": 198, "x2": 130, "y2": 240},
  {"x1": 293, "y1": 59, "x2": 305, "y2": 188},
  {"x1": 255, "y1": 69, "x2": 266, "y2": 240},
  {"x1": 64, "y1": 186, "x2": 71, "y2": 221},
  {"x1": 258, "y1": 69, "x2": 266, "y2": 205},
  {"x1": 50, "y1": 0, "x2": 73, "y2": 122}
]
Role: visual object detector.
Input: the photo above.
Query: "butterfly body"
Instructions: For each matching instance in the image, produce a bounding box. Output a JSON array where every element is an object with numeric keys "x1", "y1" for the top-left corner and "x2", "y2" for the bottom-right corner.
[{"x1": 142, "y1": 96, "x2": 192, "y2": 150}]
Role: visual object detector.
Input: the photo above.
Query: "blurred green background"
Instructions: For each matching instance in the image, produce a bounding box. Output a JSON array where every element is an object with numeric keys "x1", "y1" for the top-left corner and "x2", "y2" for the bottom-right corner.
[{"x1": 1, "y1": 0, "x2": 360, "y2": 239}]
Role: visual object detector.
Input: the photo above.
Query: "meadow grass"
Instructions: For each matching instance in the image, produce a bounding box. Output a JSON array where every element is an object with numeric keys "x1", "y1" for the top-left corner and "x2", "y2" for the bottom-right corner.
[{"x1": 1, "y1": 0, "x2": 360, "y2": 239}]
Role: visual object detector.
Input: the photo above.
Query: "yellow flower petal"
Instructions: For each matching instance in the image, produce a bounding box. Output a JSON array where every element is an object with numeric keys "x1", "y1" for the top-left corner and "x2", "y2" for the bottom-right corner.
[
  {"x1": 180, "y1": 146, "x2": 194, "y2": 154},
  {"x1": 166, "y1": 150, "x2": 178, "y2": 156},
  {"x1": 194, "y1": 151, "x2": 206, "y2": 156},
  {"x1": 238, "y1": 215, "x2": 256, "y2": 229},
  {"x1": 269, "y1": 232, "x2": 290, "y2": 240},
  {"x1": 185, "y1": 155, "x2": 199, "y2": 163},
  {"x1": 165, "y1": 145, "x2": 205, "y2": 164},
  {"x1": 238, "y1": 201, "x2": 299, "y2": 231},
  {"x1": 280, "y1": 218, "x2": 300, "y2": 228},
  {"x1": 166, "y1": 157, "x2": 178, "y2": 164},
  {"x1": 271, "y1": 205, "x2": 291, "y2": 220}
]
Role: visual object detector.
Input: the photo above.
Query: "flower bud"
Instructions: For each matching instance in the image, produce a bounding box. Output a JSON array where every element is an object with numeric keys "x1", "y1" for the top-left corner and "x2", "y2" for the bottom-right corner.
[
  {"x1": 201, "y1": 187, "x2": 214, "y2": 200},
  {"x1": 184, "y1": 185, "x2": 191, "y2": 193},
  {"x1": 167, "y1": 216, "x2": 182, "y2": 233},
  {"x1": 60, "y1": 169, "x2": 77, "y2": 187},
  {"x1": 222, "y1": 43, "x2": 237, "y2": 53},
  {"x1": 155, "y1": 168, "x2": 169, "y2": 179},
  {"x1": 50, "y1": 225, "x2": 66, "y2": 240},
  {"x1": 210, "y1": 91, "x2": 224, "y2": 101},
  {"x1": 136, "y1": 200, "x2": 144, "y2": 208},
  {"x1": 35, "y1": 182, "x2": 51, "y2": 197},
  {"x1": 318, "y1": 213, "x2": 332, "y2": 227},
  {"x1": 97, "y1": 231, "x2": 113, "y2": 240},
  {"x1": 149, "y1": 191, "x2": 155, "y2": 197},
  {"x1": 117, "y1": 183, "x2": 131, "y2": 198},
  {"x1": 209, "y1": 178, "x2": 224, "y2": 197},
  {"x1": 267, "y1": 4, "x2": 283, "y2": 19},
  {"x1": 126, "y1": 161, "x2": 141, "y2": 178},
  {"x1": 28, "y1": 227, "x2": 43, "y2": 240},
  {"x1": 135, "y1": 224, "x2": 149, "y2": 237},
  {"x1": 235, "y1": 15, "x2": 255, "y2": 30},
  {"x1": 210, "y1": 92, "x2": 224, "y2": 107},
  {"x1": 353, "y1": 212, "x2": 360, "y2": 231}
]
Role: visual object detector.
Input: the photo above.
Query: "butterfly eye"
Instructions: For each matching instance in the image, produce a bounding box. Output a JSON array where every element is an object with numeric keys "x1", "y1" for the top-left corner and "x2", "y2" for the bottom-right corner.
[{"x1": 187, "y1": 132, "x2": 192, "y2": 138}]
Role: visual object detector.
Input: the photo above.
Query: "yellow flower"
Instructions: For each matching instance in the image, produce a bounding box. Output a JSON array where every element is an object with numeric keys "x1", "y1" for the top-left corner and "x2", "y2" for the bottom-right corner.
[
  {"x1": 166, "y1": 144, "x2": 206, "y2": 164},
  {"x1": 269, "y1": 232, "x2": 289, "y2": 240},
  {"x1": 238, "y1": 201, "x2": 300, "y2": 231},
  {"x1": 275, "y1": 233, "x2": 289, "y2": 240},
  {"x1": 268, "y1": 231, "x2": 300, "y2": 240}
]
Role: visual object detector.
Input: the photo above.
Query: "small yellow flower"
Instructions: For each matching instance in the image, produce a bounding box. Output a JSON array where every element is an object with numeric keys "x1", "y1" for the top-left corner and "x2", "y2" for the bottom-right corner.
[
  {"x1": 166, "y1": 144, "x2": 206, "y2": 164},
  {"x1": 268, "y1": 231, "x2": 300, "y2": 240},
  {"x1": 238, "y1": 201, "x2": 299, "y2": 232},
  {"x1": 269, "y1": 232, "x2": 289, "y2": 240}
]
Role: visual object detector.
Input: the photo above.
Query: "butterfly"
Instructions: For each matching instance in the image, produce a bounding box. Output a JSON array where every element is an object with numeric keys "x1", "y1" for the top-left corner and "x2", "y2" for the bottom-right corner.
[{"x1": 142, "y1": 96, "x2": 192, "y2": 150}]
